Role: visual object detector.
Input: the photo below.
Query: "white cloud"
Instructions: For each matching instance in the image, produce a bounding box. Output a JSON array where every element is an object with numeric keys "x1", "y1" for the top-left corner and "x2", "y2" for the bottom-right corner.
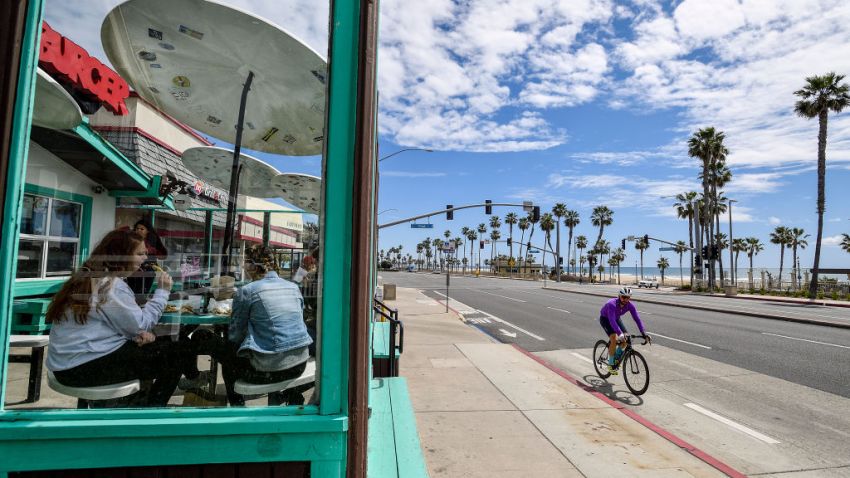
[
  {"x1": 823, "y1": 235, "x2": 846, "y2": 246},
  {"x1": 768, "y1": 216, "x2": 781, "y2": 225}
]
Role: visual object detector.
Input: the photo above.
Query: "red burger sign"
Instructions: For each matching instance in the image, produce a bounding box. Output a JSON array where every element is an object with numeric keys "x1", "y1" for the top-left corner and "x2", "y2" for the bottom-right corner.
[{"x1": 39, "y1": 21, "x2": 129, "y2": 115}]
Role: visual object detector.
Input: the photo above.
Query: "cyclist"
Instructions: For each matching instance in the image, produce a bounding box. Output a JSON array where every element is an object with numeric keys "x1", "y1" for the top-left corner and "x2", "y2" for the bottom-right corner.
[{"x1": 600, "y1": 287, "x2": 650, "y2": 374}]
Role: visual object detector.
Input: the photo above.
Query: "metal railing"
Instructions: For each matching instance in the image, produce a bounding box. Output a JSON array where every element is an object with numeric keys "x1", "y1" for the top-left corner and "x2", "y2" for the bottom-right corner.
[{"x1": 372, "y1": 298, "x2": 404, "y2": 377}]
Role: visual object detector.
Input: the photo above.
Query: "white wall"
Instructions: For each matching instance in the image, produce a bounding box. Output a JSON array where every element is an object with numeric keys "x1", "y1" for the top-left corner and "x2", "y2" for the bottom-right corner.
[{"x1": 25, "y1": 141, "x2": 117, "y2": 249}]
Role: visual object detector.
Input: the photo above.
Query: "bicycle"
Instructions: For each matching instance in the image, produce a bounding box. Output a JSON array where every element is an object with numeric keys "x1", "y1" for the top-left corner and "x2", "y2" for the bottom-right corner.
[{"x1": 593, "y1": 334, "x2": 651, "y2": 395}]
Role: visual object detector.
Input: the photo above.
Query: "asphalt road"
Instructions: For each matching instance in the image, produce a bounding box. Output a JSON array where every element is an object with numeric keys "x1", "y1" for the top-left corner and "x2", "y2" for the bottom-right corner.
[
  {"x1": 383, "y1": 272, "x2": 850, "y2": 399},
  {"x1": 384, "y1": 271, "x2": 850, "y2": 475}
]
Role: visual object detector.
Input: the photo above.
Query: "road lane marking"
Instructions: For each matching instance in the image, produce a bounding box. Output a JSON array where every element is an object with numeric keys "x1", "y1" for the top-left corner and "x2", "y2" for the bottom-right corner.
[
  {"x1": 684, "y1": 403, "x2": 780, "y2": 444},
  {"x1": 499, "y1": 328, "x2": 517, "y2": 338},
  {"x1": 478, "y1": 310, "x2": 545, "y2": 341},
  {"x1": 516, "y1": 290, "x2": 584, "y2": 302},
  {"x1": 547, "y1": 307, "x2": 571, "y2": 314},
  {"x1": 651, "y1": 333, "x2": 712, "y2": 349},
  {"x1": 477, "y1": 290, "x2": 527, "y2": 302},
  {"x1": 762, "y1": 333, "x2": 850, "y2": 349},
  {"x1": 571, "y1": 352, "x2": 593, "y2": 364}
]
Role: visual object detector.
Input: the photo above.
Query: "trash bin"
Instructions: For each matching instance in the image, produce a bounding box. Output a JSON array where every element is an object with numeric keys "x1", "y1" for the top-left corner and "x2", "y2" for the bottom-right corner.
[
  {"x1": 384, "y1": 283, "x2": 397, "y2": 301},
  {"x1": 724, "y1": 285, "x2": 737, "y2": 296}
]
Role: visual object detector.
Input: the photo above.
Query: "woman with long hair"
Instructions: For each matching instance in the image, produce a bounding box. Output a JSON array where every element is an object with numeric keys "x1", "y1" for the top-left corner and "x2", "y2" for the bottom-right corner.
[
  {"x1": 45, "y1": 229, "x2": 189, "y2": 407},
  {"x1": 127, "y1": 218, "x2": 168, "y2": 297}
]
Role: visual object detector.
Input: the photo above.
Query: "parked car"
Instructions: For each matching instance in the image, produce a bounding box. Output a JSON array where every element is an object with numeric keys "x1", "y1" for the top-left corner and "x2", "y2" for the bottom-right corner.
[
  {"x1": 407, "y1": 264, "x2": 416, "y2": 272},
  {"x1": 638, "y1": 278, "x2": 659, "y2": 289}
]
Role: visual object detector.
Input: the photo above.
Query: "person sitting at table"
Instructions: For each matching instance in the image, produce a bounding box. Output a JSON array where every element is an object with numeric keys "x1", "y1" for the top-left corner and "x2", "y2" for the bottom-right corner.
[
  {"x1": 45, "y1": 229, "x2": 193, "y2": 407},
  {"x1": 187, "y1": 245, "x2": 313, "y2": 406},
  {"x1": 127, "y1": 218, "x2": 168, "y2": 298}
]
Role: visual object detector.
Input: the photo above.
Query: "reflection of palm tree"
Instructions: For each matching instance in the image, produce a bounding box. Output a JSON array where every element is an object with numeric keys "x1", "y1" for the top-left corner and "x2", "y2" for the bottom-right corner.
[
  {"x1": 674, "y1": 240, "x2": 688, "y2": 287},
  {"x1": 789, "y1": 228, "x2": 809, "y2": 290},
  {"x1": 746, "y1": 237, "x2": 764, "y2": 289},
  {"x1": 770, "y1": 226, "x2": 792, "y2": 289},
  {"x1": 635, "y1": 236, "x2": 649, "y2": 280}
]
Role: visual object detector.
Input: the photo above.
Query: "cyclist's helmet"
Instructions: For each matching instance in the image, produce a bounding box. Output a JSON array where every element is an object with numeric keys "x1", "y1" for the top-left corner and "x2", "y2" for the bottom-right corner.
[{"x1": 618, "y1": 287, "x2": 632, "y2": 297}]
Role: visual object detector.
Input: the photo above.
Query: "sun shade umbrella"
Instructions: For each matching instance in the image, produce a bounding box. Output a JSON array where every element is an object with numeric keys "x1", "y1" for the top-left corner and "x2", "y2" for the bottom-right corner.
[
  {"x1": 182, "y1": 146, "x2": 280, "y2": 198},
  {"x1": 102, "y1": 0, "x2": 327, "y2": 274},
  {"x1": 270, "y1": 173, "x2": 322, "y2": 215},
  {"x1": 33, "y1": 68, "x2": 84, "y2": 130}
]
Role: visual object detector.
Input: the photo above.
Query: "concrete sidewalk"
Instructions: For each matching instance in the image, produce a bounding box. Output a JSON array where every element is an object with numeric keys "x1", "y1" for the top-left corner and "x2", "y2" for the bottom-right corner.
[{"x1": 385, "y1": 287, "x2": 737, "y2": 478}]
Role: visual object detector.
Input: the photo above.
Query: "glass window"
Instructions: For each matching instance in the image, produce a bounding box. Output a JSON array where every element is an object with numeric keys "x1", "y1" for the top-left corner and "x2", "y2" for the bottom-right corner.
[{"x1": 15, "y1": 192, "x2": 83, "y2": 280}]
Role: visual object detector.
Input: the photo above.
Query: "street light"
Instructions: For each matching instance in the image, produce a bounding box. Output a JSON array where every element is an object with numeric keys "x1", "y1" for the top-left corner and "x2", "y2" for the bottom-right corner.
[
  {"x1": 378, "y1": 208, "x2": 398, "y2": 215},
  {"x1": 379, "y1": 148, "x2": 433, "y2": 162},
  {"x1": 728, "y1": 199, "x2": 737, "y2": 288}
]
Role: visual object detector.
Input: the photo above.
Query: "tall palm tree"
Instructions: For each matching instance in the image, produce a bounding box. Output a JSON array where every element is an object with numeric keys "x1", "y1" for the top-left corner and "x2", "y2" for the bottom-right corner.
[
  {"x1": 591, "y1": 205, "x2": 613, "y2": 246},
  {"x1": 770, "y1": 226, "x2": 792, "y2": 289},
  {"x1": 635, "y1": 236, "x2": 649, "y2": 280},
  {"x1": 476, "y1": 223, "x2": 487, "y2": 273},
  {"x1": 564, "y1": 210, "x2": 580, "y2": 276},
  {"x1": 453, "y1": 236, "x2": 463, "y2": 272},
  {"x1": 674, "y1": 240, "x2": 688, "y2": 287},
  {"x1": 746, "y1": 237, "x2": 764, "y2": 289},
  {"x1": 612, "y1": 247, "x2": 626, "y2": 284},
  {"x1": 841, "y1": 233, "x2": 850, "y2": 253},
  {"x1": 731, "y1": 238, "x2": 748, "y2": 287},
  {"x1": 688, "y1": 127, "x2": 729, "y2": 290},
  {"x1": 595, "y1": 239, "x2": 610, "y2": 283},
  {"x1": 416, "y1": 243, "x2": 423, "y2": 269},
  {"x1": 466, "y1": 229, "x2": 478, "y2": 275},
  {"x1": 539, "y1": 213, "x2": 555, "y2": 278},
  {"x1": 674, "y1": 192, "x2": 699, "y2": 286},
  {"x1": 552, "y1": 203, "x2": 567, "y2": 280},
  {"x1": 789, "y1": 228, "x2": 810, "y2": 290},
  {"x1": 794, "y1": 72, "x2": 850, "y2": 297},
  {"x1": 490, "y1": 230, "x2": 501, "y2": 273},
  {"x1": 710, "y1": 194, "x2": 729, "y2": 282},
  {"x1": 460, "y1": 227, "x2": 470, "y2": 273},
  {"x1": 489, "y1": 215, "x2": 502, "y2": 267},
  {"x1": 657, "y1": 257, "x2": 670, "y2": 286},
  {"x1": 517, "y1": 217, "x2": 530, "y2": 275},
  {"x1": 433, "y1": 238, "x2": 444, "y2": 271},
  {"x1": 423, "y1": 237, "x2": 433, "y2": 270},
  {"x1": 504, "y1": 212, "x2": 518, "y2": 272},
  {"x1": 525, "y1": 210, "x2": 539, "y2": 275},
  {"x1": 576, "y1": 235, "x2": 588, "y2": 280}
]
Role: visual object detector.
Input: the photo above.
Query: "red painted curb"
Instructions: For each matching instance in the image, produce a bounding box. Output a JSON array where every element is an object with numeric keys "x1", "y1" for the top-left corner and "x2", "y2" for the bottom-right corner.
[{"x1": 511, "y1": 344, "x2": 747, "y2": 478}]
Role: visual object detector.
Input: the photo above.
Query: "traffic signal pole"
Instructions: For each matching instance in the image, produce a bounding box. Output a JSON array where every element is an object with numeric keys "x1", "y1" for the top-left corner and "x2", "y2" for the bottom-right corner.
[{"x1": 377, "y1": 202, "x2": 532, "y2": 229}]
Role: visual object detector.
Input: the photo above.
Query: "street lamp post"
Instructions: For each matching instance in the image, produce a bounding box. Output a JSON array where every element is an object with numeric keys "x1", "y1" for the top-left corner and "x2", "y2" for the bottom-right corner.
[
  {"x1": 728, "y1": 199, "x2": 737, "y2": 288},
  {"x1": 379, "y1": 148, "x2": 433, "y2": 162}
]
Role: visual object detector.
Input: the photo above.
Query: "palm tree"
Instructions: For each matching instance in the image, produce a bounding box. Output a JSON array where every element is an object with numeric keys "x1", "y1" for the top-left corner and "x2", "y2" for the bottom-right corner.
[
  {"x1": 564, "y1": 210, "x2": 580, "y2": 276},
  {"x1": 788, "y1": 228, "x2": 810, "y2": 290},
  {"x1": 576, "y1": 235, "x2": 588, "y2": 280},
  {"x1": 595, "y1": 239, "x2": 610, "y2": 282},
  {"x1": 674, "y1": 240, "x2": 688, "y2": 288},
  {"x1": 770, "y1": 226, "x2": 792, "y2": 289},
  {"x1": 433, "y1": 238, "x2": 444, "y2": 271},
  {"x1": 635, "y1": 236, "x2": 649, "y2": 281},
  {"x1": 731, "y1": 238, "x2": 748, "y2": 287},
  {"x1": 504, "y1": 212, "x2": 518, "y2": 272},
  {"x1": 612, "y1": 248, "x2": 626, "y2": 284},
  {"x1": 688, "y1": 127, "x2": 729, "y2": 290},
  {"x1": 416, "y1": 243, "x2": 423, "y2": 269},
  {"x1": 525, "y1": 210, "x2": 539, "y2": 276},
  {"x1": 794, "y1": 72, "x2": 850, "y2": 297},
  {"x1": 842, "y1": 233, "x2": 850, "y2": 253},
  {"x1": 674, "y1": 192, "x2": 699, "y2": 286},
  {"x1": 591, "y1": 205, "x2": 613, "y2": 246},
  {"x1": 453, "y1": 236, "x2": 463, "y2": 272},
  {"x1": 460, "y1": 227, "x2": 470, "y2": 273},
  {"x1": 423, "y1": 237, "x2": 432, "y2": 270},
  {"x1": 657, "y1": 257, "x2": 670, "y2": 286},
  {"x1": 517, "y1": 217, "x2": 530, "y2": 275},
  {"x1": 746, "y1": 237, "x2": 764, "y2": 290},
  {"x1": 476, "y1": 223, "x2": 487, "y2": 273},
  {"x1": 490, "y1": 230, "x2": 501, "y2": 273},
  {"x1": 466, "y1": 229, "x2": 478, "y2": 275},
  {"x1": 539, "y1": 213, "x2": 555, "y2": 279},
  {"x1": 552, "y1": 203, "x2": 567, "y2": 280}
]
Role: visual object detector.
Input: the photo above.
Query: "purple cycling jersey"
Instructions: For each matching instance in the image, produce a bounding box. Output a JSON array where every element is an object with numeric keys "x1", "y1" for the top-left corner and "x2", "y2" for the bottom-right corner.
[{"x1": 600, "y1": 297, "x2": 645, "y2": 335}]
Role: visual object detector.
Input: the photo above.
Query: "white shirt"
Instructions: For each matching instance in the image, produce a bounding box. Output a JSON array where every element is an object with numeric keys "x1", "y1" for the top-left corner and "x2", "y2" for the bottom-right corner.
[{"x1": 46, "y1": 277, "x2": 169, "y2": 371}]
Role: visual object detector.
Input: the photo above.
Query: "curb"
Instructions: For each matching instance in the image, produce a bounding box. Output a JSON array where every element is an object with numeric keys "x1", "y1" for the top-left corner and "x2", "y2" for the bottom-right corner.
[
  {"x1": 710, "y1": 293, "x2": 850, "y2": 309},
  {"x1": 511, "y1": 344, "x2": 747, "y2": 478},
  {"x1": 542, "y1": 287, "x2": 850, "y2": 330}
]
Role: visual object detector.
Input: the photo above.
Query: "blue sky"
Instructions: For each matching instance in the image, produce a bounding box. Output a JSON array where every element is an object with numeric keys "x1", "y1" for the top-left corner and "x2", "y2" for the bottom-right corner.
[{"x1": 46, "y1": 0, "x2": 850, "y2": 269}]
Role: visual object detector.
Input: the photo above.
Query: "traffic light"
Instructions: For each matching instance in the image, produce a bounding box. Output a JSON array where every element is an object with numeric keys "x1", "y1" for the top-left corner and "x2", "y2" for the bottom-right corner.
[
  {"x1": 446, "y1": 204, "x2": 453, "y2": 220},
  {"x1": 693, "y1": 254, "x2": 702, "y2": 274},
  {"x1": 559, "y1": 257, "x2": 563, "y2": 265},
  {"x1": 485, "y1": 199, "x2": 492, "y2": 215},
  {"x1": 506, "y1": 238, "x2": 512, "y2": 246},
  {"x1": 480, "y1": 240, "x2": 485, "y2": 249},
  {"x1": 621, "y1": 239, "x2": 626, "y2": 249},
  {"x1": 532, "y1": 206, "x2": 540, "y2": 222},
  {"x1": 643, "y1": 234, "x2": 649, "y2": 244}
]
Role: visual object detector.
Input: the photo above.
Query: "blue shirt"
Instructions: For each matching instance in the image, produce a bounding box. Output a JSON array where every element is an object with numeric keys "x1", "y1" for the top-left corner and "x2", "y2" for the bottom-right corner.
[{"x1": 228, "y1": 271, "x2": 313, "y2": 357}]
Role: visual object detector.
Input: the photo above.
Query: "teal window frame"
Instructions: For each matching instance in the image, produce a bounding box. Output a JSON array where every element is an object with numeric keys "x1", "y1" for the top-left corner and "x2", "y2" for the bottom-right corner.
[
  {"x1": 14, "y1": 184, "x2": 92, "y2": 295},
  {"x1": 0, "y1": 0, "x2": 365, "y2": 475}
]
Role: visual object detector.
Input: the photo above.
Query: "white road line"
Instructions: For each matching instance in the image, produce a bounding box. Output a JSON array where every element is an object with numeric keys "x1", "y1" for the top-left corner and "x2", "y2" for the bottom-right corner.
[
  {"x1": 478, "y1": 310, "x2": 545, "y2": 341},
  {"x1": 571, "y1": 352, "x2": 593, "y2": 364},
  {"x1": 477, "y1": 290, "x2": 527, "y2": 302},
  {"x1": 652, "y1": 333, "x2": 712, "y2": 349},
  {"x1": 516, "y1": 290, "x2": 584, "y2": 302},
  {"x1": 546, "y1": 306, "x2": 572, "y2": 314},
  {"x1": 762, "y1": 333, "x2": 850, "y2": 350},
  {"x1": 684, "y1": 403, "x2": 780, "y2": 444}
]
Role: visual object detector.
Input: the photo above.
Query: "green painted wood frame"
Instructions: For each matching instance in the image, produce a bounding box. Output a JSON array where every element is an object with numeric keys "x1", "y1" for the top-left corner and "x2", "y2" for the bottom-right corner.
[
  {"x1": 0, "y1": 0, "x2": 367, "y2": 476},
  {"x1": 13, "y1": 183, "x2": 92, "y2": 297}
]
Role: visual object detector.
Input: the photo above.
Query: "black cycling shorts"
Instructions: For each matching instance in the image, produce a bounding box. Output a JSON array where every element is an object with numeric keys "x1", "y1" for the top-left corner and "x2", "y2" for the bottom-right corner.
[{"x1": 599, "y1": 315, "x2": 627, "y2": 337}]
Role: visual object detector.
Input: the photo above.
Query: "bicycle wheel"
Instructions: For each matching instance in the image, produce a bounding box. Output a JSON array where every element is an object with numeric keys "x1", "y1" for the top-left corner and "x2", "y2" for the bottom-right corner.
[
  {"x1": 593, "y1": 340, "x2": 611, "y2": 379},
  {"x1": 622, "y1": 350, "x2": 650, "y2": 395}
]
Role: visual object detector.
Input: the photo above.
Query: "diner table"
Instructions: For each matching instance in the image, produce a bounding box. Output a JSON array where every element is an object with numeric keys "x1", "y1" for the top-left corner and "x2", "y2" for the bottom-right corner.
[{"x1": 158, "y1": 312, "x2": 231, "y2": 399}]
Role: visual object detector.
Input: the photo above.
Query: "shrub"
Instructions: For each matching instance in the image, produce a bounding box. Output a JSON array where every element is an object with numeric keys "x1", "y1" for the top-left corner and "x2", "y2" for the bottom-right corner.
[
  {"x1": 832, "y1": 291, "x2": 839, "y2": 301},
  {"x1": 817, "y1": 291, "x2": 825, "y2": 299}
]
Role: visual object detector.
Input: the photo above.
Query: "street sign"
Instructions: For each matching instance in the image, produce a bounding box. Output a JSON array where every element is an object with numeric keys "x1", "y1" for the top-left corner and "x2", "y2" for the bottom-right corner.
[
  {"x1": 441, "y1": 247, "x2": 455, "y2": 253},
  {"x1": 410, "y1": 223, "x2": 433, "y2": 229},
  {"x1": 659, "y1": 247, "x2": 676, "y2": 251},
  {"x1": 527, "y1": 248, "x2": 540, "y2": 254},
  {"x1": 523, "y1": 200, "x2": 533, "y2": 212},
  {"x1": 627, "y1": 235, "x2": 635, "y2": 241}
]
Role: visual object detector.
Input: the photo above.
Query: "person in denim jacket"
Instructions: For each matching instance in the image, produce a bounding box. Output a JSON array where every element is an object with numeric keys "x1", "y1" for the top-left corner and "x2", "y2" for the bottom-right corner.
[{"x1": 188, "y1": 246, "x2": 313, "y2": 405}]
